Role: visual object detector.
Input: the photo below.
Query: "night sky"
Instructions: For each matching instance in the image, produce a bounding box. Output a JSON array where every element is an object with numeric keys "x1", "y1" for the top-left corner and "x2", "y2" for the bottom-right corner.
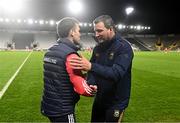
[{"x1": 1, "y1": 0, "x2": 179, "y2": 34}]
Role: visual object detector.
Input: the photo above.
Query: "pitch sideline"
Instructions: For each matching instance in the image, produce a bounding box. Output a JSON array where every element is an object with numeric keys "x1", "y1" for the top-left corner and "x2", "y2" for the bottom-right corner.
[{"x1": 0, "y1": 51, "x2": 33, "y2": 99}]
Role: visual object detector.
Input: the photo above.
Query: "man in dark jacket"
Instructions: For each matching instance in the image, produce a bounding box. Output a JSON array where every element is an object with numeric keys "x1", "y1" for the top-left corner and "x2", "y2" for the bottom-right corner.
[
  {"x1": 41, "y1": 17, "x2": 97, "y2": 122},
  {"x1": 69, "y1": 15, "x2": 134, "y2": 122}
]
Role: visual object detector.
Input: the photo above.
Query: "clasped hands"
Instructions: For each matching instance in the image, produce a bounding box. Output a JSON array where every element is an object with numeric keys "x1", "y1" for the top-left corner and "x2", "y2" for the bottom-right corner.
[{"x1": 69, "y1": 55, "x2": 97, "y2": 96}]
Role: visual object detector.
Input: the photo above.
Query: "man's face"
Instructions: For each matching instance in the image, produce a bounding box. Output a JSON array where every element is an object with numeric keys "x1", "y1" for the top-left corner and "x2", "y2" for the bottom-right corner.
[
  {"x1": 72, "y1": 24, "x2": 81, "y2": 44},
  {"x1": 94, "y1": 22, "x2": 111, "y2": 43}
]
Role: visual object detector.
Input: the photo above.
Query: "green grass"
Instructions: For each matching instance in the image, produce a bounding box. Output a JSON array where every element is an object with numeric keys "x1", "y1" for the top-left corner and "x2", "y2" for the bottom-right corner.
[
  {"x1": 0, "y1": 51, "x2": 30, "y2": 90},
  {"x1": 0, "y1": 51, "x2": 180, "y2": 122},
  {"x1": 0, "y1": 51, "x2": 48, "y2": 121},
  {"x1": 125, "y1": 51, "x2": 180, "y2": 122}
]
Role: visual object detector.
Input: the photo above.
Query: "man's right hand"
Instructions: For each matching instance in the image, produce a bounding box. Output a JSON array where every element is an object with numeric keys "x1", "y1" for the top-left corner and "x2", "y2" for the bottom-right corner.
[
  {"x1": 90, "y1": 85, "x2": 97, "y2": 96},
  {"x1": 82, "y1": 81, "x2": 97, "y2": 96},
  {"x1": 69, "y1": 55, "x2": 92, "y2": 71}
]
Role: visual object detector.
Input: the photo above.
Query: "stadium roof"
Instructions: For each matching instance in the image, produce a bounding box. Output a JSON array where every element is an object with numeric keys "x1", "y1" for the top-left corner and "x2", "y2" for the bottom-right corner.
[{"x1": 0, "y1": 0, "x2": 179, "y2": 34}]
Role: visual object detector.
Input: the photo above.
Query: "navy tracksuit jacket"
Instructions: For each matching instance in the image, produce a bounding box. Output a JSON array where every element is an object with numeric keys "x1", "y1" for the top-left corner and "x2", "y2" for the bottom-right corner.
[{"x1": 87, "y1": 33, "x2": 134, "y2": 111}]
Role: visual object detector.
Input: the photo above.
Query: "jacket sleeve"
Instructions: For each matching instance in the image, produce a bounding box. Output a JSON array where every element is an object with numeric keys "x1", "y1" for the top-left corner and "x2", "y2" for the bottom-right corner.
[
  {"x1": 66, "y1": 53, "x2": 92, "y2": 96},
  {"x1": 90, "y1": 45, "x2": 134, "y2": 82}
]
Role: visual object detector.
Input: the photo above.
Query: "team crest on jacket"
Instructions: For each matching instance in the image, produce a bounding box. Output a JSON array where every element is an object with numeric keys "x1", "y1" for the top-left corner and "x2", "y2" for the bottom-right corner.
[
  {"x1": 114, "y1": 110, "x2": 120, "y2": 117},
  {"x1": 109, "y1": 52, "x2": 114, "y2": 60},
  {"x1": 95, "y1": 53, "x2": 99, "y2": 58}
]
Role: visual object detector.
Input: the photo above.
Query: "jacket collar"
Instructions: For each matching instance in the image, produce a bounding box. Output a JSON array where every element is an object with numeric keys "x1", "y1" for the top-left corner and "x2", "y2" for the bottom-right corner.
[
  {"x1": 57, "y1": 38, "x2": 79, "y2": 51},
  {"x1": 97, "y1": 32, "x2": 121, "y2": 50}
]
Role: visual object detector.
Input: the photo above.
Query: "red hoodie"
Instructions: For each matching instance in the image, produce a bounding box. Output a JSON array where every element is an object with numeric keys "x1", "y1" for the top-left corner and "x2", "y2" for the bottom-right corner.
[{"x1": 66, "y1": 54, "x2": 92, "y2": 96}]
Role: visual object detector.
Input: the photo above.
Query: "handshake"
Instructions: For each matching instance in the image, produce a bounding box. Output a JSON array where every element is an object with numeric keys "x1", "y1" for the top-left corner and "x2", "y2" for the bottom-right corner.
[{"x1": 82, "y1": 80, "x2": 97, "y2": 96}]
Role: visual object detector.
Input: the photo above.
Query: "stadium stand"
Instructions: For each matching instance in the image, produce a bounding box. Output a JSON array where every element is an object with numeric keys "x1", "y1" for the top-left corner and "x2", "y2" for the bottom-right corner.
[
  {"x1": 125, "y1": 37, "x2": 151, "y2": 51},
  {"x1": 124, "y1": 34, "x2": 180, "y2": 51},
  {"x1": 154, "y1": 35, "x2": 180, "y2": 51},
  {"x1": 34, "y1": 32, "x2": 57, "y2": 50},
  {"x1": 0, "y1": 30, "x2": 180, "y2": 51},
  {"x1": 12, "y1": 33, "x2": 34, "y2": 49},
  {"x1": 133, "y1": 34, "x2": 158, "y2": 50},
  {"x1": 0, "y1": 31, "x2": 13, "y2": 49},
  {"x1": 79, "y1": 33, "x2": 97, "y2": 50}
]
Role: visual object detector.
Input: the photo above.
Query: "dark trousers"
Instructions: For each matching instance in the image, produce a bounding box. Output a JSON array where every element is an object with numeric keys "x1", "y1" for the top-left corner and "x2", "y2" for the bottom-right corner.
[
  {"x1": 91, "y1": 105, "x2": 124, "y2": 122},
  {"x1": 48, "y1": 113, "x2": 76, "y2": 123}
]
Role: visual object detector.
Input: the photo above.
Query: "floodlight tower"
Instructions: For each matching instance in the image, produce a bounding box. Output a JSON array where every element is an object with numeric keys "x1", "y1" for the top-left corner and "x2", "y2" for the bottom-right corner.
[
  {"x1": 0, "y1": 0, "x2": 23, "y2": 13},
  {"x1": 125, "y1": 7, "x2": 134, "y2": 15},
  {"x1": 124, "y1": 6, "x2": 134, "y2": 34},
  {"x1": 125, "y1": 6, "x2": 134, "y2": 25},
  {"x1": 68, "y1": 0, "x2": 83, "y2": 15}
]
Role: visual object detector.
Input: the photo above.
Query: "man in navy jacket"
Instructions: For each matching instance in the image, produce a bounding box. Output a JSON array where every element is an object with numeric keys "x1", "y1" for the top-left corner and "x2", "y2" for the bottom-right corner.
[{"x1": 70, "y1": 15, "x2": 134, "y2": 122}]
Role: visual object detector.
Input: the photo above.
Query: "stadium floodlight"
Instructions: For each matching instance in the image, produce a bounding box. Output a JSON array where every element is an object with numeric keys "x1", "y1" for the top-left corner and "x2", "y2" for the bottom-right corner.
[
  {"x1": 5, "y1": 18, "x2": 9, "y2": 23},
  {"x1": 17, "y1": 19, "x2": 22, "y2": 23},
  {"x1": 28, "y1": 19, "x2": 33, "y2": 24},
  {"x1": 125, "y1": 7, "x2": 134, "y2": 15},
  {"x1": 0, "y1": 18, "x2": 4, "y2": 22},
  {"x1": 136, "y1": 25, "x2": 141, "y2": 30},
  {"x1": 49, "y1": 20, "x2": 55, "y2": 25},
  {"x1": 39, "y1": 20, "x2": 44, "y2": 25},
  {"x1": 68, "y1": 0, "x2": 83, "y2": 14},
  {"x1": 118, "y1": 24, "x2": 123, "y2": 30},
  {"x1": 0, "y1": 0, "x2": 23, "y2": 13},
  {"x1": 79, "y1": 23, "x2": 83, "y2": 27},
  {"x1": 84, "y1": 23, "x2": 87, "y2": 27},
  {"x1": 148, "y1": 27, "x2": 151, "y2": 30}
]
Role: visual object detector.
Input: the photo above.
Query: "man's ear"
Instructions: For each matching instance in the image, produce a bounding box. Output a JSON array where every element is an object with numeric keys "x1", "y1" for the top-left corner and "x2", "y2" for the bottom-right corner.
[
  {"x1": 109, "y1": 27, "x2": 113, "y2": 31},
  {"x1": 69, "y1": 29, "x2": 74, "y2": 37}
]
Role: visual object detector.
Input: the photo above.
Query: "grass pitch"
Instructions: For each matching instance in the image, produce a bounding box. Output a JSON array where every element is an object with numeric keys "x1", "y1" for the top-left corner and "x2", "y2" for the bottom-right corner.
[{"x1": 0, "y1": 51, "x2": 180, "y2": 122}]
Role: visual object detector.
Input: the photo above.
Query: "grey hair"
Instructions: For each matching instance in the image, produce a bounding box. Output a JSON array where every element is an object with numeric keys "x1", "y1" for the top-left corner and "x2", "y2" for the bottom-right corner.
[
  {"x1": 93, "y1": 15, "x2": 115, "y2": 31},
  {"x1": 57, "y1": 17, "x2": 79, "y2": 38}
]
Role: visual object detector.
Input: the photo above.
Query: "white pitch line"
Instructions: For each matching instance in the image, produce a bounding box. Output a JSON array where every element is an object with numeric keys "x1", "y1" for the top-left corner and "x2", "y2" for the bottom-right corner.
[{"x1": 0, "y1": 51, "x2": 33, "y2": 99}]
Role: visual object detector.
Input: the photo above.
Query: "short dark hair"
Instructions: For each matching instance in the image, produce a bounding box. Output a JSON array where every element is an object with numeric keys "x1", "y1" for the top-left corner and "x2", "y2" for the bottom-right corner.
[
  {"x1": 57, "y1": 17, "x2": 79, "y2": 38},
  {"x1": 93, "y1": 15, "x2": 115, "y2": 31}
]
